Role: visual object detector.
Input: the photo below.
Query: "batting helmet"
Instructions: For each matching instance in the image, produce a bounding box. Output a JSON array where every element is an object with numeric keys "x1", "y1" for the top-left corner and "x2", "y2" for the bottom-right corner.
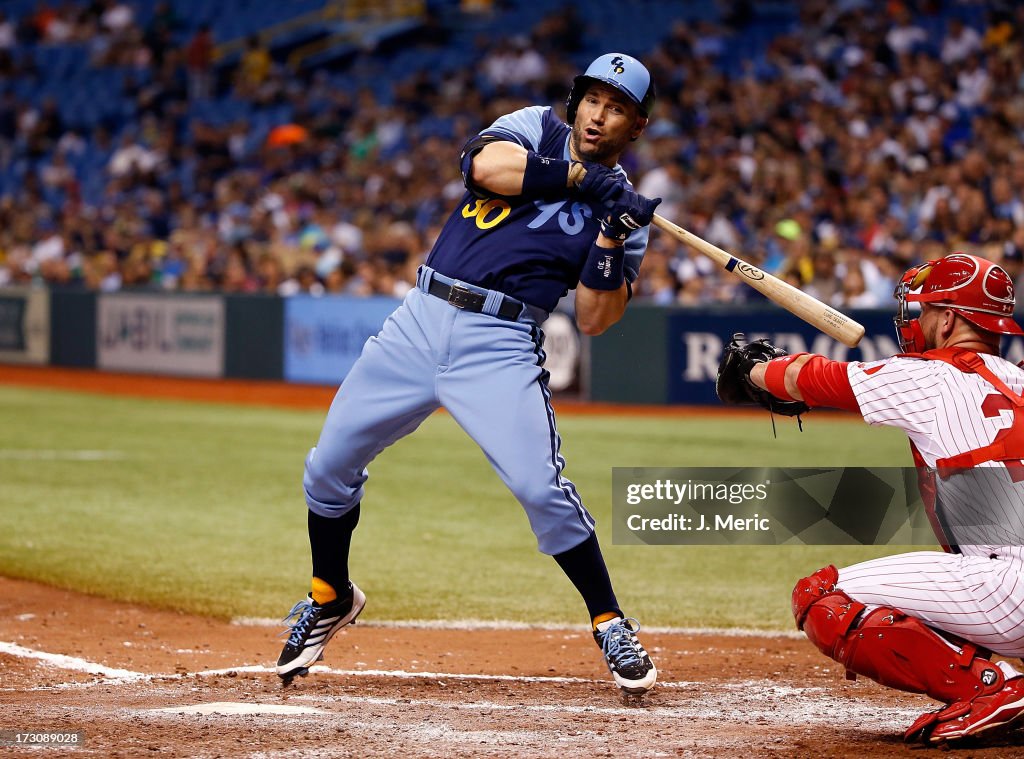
[
  {"x1": 565, "y1": 53, "x2": 655, "y2": 124},
  {"x1": 894, "y1": 253, "x2": 1024, "y2": 352}
]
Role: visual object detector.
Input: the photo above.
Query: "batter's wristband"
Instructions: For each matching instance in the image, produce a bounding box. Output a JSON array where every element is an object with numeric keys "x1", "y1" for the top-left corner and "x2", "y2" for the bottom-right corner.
[
  {"x1": 762, "y1": 354, "x2": 809, "y2": 400},
  {"x1": 521, "y1": 152, "x2": 570, "y2": 198},
  {"x1": 579, "y1": 241, "x2": 625, "y2": 291}
]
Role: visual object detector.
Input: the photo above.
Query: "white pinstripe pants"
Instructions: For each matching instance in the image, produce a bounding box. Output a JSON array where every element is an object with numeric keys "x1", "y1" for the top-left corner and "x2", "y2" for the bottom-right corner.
[{"x1": 838, "y1": 550, "x2": 1024, "y2": 657}]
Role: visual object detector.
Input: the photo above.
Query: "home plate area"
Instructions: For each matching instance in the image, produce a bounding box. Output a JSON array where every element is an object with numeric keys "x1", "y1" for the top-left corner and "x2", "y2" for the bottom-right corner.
[{"x1": 1, "y1": 578, "x2": 1022, "y2": 758}]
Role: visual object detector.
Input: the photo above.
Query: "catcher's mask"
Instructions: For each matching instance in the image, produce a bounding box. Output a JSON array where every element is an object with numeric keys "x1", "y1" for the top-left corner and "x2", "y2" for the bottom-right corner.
[
  {"x1": 894, "y1": 253, "x2": 1023, "y2": 353},
  {"x1": 565, "y1": 53, "x2": 655, "y2": 128}
]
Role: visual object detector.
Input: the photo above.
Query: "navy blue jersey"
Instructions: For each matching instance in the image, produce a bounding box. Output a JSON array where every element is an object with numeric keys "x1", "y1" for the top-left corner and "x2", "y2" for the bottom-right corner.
[{"x1": 425, "y1": 106, "x2": 649, "y2": 313}]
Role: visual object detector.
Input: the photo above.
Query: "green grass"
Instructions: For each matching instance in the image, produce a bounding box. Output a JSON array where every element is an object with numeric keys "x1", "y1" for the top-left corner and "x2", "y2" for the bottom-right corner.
[{"x1": 0, "y1": 385, "x2": 915, "y2": 629}]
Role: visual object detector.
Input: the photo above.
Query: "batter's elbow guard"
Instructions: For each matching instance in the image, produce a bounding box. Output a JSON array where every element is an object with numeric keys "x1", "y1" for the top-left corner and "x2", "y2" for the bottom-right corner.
[{"x1": 460, "y1": 134, "x2": 502, "y2": 198}]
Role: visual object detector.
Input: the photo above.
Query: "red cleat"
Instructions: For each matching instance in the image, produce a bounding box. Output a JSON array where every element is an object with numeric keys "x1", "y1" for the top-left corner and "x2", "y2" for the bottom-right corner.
[{"x1": 924, "y1": 676, "x2": 1024, "y2": 743}]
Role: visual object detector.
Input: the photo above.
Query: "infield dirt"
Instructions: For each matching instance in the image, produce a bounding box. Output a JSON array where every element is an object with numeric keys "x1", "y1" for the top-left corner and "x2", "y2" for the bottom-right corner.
[{"x1": 3, "y1": 576, "x2": 1023, "y2": 758}]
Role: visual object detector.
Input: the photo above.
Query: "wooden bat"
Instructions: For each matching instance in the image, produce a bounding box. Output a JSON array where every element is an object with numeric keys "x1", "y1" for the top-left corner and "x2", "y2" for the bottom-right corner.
[{"x1": 651, "y1": 214, "x2": 866, "y2": 348}]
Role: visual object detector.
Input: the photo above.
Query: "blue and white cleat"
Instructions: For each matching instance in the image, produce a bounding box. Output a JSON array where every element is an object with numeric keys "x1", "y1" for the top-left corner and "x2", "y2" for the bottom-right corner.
[
  {"x1": 593, "y1": 616, "x2": 657, "y2": 697},
  {"x1": 276, "y1": 582, "x2": 366, "y2": 683}
]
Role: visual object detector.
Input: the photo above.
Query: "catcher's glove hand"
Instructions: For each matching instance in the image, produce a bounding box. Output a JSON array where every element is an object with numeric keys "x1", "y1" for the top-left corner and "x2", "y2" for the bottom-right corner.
[{"x1": 716, "y1": 333, "x2": 810, "y2": 418}]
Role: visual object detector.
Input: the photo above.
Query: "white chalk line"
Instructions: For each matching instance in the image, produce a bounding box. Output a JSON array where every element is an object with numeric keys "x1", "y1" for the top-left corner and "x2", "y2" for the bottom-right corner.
[
  {"x1": 0, "y1": 646, "x2": 643, "y2": 689},
  {"x1": 233, "y1": 616, "x2": 803, "y2": 638},
  {"x1": 0, "y1": 640, "x2": 148, "y2": 681},
  {"x1": 0, "y1": 449, "x2": 126, "y2": 461},
  {"x1": 205, "y1": 664, "x2": 610, "y2": 684},
  {"x1": 150, "y1": 702, "x2": 325, "y2": 716},
  {"x1": 2, "y1": 640, "x2": 923, "y2": 730},
  {"x1": 0, "y1": 640, "x2": 802, "y2": 692}
]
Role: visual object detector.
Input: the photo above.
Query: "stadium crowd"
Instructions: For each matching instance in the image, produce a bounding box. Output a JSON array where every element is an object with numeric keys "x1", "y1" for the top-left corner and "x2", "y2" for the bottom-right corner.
[{"x1": 0, "y1": 0, "x2": 1022, "y2": 311}]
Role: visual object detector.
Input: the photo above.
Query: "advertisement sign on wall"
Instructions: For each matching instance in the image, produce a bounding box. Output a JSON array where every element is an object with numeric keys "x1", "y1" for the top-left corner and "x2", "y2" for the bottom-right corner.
[
  {"x1": 97, "y1": 294, "x2": 224, "y2": 376},
  {"x1": 667, "y1": 309, "x2": 907, "y2": 405},
  {"x1": 0, "y1": 287, "x2": 50, "y2": 364},
  {"x1": 284, "y1": 295, "x2": 401, "y2": 384}
]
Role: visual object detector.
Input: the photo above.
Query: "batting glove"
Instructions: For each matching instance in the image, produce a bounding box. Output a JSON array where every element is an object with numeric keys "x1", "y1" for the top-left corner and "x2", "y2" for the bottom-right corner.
[
  {"x1": 573, "y1": 162, "x2": 625, "y2": 204},
  {"x1": 600, "y1": 191, "x2": 661, "y2": 242}
]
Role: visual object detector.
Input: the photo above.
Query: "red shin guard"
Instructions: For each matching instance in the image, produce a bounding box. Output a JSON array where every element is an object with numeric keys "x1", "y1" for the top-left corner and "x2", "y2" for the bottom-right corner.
[{"x1": 793, "y1": 567, "x2": 1004, "y2": 703}]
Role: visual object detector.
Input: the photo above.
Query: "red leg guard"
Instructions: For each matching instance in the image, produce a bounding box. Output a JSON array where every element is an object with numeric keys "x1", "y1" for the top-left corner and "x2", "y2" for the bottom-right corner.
[
  {"x1": 838, "y1": 607, "x2": 1003, "y2": 703},
  {"x1": 795, "y1": 576, "x2": 1003, "y2": 702},
  {"x1": 794, "y1": 567, "x2": 1010, "y2": 743}
]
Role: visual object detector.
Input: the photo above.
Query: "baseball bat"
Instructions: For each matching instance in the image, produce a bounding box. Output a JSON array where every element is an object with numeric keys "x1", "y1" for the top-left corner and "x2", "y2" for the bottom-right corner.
[{"x1": 651, "y1": 214, "x2": 866, "y2": 348}]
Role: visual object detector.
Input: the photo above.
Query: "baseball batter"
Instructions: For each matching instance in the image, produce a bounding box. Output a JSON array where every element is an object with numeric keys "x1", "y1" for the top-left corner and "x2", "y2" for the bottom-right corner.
[
  {"x1": 719, "y1": 253, "x2": 1024, "y2": 744},
  {"x1": 276, "y1": 53, "x2": 661, "y2": 696}
]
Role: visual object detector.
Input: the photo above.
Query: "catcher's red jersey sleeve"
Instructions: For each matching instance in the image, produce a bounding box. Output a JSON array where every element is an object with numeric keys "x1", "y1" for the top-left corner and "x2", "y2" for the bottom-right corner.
[
  {"x1": 764, "y1": 355, "x2": 860, "y2": 412},
  {"x1": 797, "y1": 356, "x2": 859, "y2": 411}
]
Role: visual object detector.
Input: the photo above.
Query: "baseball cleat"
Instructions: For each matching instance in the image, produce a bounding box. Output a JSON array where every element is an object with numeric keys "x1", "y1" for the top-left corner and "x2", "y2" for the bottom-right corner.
[
  {"x1": 276, "y1": 582, "x2": 366, "y2": 682},
  {"x1": 593, "y1": 616, "x2": 657, "y2": 694},
  {"x1": 925, "y1": 676, "x2": 1024, "y2": 744}
]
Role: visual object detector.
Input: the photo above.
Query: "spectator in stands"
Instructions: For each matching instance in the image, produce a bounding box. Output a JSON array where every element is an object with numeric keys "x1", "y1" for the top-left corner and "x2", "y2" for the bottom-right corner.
[
  {"x1": 532, "y1": 4, "x2": 582, "y2": 54},
  {"x1": 837, "y1": 262, "x2": 879, "y2": 309},
  {"x1": 42, "y1": 2, "x2": 75, "y2": 43},
  {"x1": 186, "y1": 23, "x2": 214, "y2": 101},
  {"x1": 955, "y1": 52, "x2": 991, "y2": 110},
  {"x1": 83, "y1": 249, "x2": 121, "y2": 291},
  {"x1": 803, "y1": 249, "x2": 843, "y2": 306},
  {"x1": 235, "y1": 35, "x2": 272, "y2": 100},
  {"x1": 323, "y1": 258, "x2": 356, "y2": 294},
  {"x1": 0, "y1": 11, "x2": 15, "y2": 50},
  {"x1": 1001, "y1": 232, "x2": 1024, "y2": 292},
  {"x1": 460, "y1": 0, "x2": 493, "y2": 16},
  {"x1": 481, "y1": 39, "x2": 517, "y2": 89},
  {"x1": 40, "y1": 151, "x2": 75, "y2": 192},
  {"x1": 107, "y1": 130, "x2": 161, "y2": 178},
  {"x1": 0, "y1": 91, "x2": 17, "y2": 168},
  {"x1": 28, "y1": 98, "x2": 64, "y2": 159},
  {"x1": 941, "y1": 17, "x2": 982, "y2": 65},
  {"x1": 633, "y1": 240, "x2": 677, "y2": 305},
  {"x1": 100, "y1": 0, "x2": 133, "y2": 35},
  {"x1": 885, "y1": 4, "x2": 927, "y2": 57},
  {"x1": 144, "y1": 1, "x2": 178, "y2": 64},
  {"x1": 636, "y1": 150, "x2": 687, "y2": 225},
  {"x1": 982, "y1": 8, "x2": 1014, "y2": 53}
]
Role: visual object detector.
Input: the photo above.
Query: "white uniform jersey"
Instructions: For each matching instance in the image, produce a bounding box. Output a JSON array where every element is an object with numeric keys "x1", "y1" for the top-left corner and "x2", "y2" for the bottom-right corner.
[
  {"x1": 849, "y1": 353, "x2": 1024, "y2": 560},
  {"x1": 837, "y1": 352, "x2": 1024, "y2": 656}
]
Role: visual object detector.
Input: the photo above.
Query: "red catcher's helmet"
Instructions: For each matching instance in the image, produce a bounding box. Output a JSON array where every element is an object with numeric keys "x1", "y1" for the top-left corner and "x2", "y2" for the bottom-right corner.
[{"x1": 894, "y1": 253, "x2": 1024, "y2": 352}]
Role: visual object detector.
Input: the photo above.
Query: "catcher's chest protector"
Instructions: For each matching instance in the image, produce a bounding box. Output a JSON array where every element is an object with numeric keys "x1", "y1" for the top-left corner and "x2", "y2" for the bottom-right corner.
[{"x1": 917, "y1": 348, "x2": 1024, "y2": 472}]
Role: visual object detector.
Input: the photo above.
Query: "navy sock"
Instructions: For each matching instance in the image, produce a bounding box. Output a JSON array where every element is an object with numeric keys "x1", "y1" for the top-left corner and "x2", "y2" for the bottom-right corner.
[
  {"x1": 553, "y1": 532, "x2": 622, "y2": 622},
  {"x1": 308, "y1": 504, "x2": 360, "y2": 601}
]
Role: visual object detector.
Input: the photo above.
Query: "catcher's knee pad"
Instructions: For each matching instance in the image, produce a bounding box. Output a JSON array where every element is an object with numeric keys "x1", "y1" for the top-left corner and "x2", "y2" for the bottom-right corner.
[{"x1": 792, "y1": 565, "x2": 841, "y2": 629}]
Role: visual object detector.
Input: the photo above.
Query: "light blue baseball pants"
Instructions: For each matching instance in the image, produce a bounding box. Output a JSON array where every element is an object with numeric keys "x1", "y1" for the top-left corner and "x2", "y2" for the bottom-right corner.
[{"x1": 302, "y1": 266, "x2": 595, "y2": 555}]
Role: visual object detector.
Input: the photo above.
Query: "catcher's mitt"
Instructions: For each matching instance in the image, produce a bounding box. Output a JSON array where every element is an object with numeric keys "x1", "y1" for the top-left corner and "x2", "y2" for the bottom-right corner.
[{"x1": 716, "y1": 333, "x2": 810, "y2": 418}]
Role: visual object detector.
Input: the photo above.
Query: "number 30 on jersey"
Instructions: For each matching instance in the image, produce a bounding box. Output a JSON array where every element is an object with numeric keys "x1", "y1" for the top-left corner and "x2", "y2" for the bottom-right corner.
[
  {"x1": 462, "y1": 197, "x2": 592, "y2": 235},
  {"x1": 462, "y1": 198, "x2": 511, "y2": 229}
]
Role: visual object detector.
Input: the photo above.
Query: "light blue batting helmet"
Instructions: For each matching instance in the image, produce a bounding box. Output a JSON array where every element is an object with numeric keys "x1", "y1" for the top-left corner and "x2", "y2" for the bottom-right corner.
[{"x1": 565, "y1": 53, "x2": 655, "y2": 122}]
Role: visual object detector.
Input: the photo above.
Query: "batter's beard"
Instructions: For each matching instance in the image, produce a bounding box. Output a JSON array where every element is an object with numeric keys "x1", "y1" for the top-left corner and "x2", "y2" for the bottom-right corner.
[{"x1": 570, "y1": 123, "x2": 622, "y2": 165}]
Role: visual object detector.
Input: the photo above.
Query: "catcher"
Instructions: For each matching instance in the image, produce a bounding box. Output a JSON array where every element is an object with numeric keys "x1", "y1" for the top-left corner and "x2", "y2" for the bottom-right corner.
[{"x1": 717, "y1": 253, "x2": 1024, "y2": 744}]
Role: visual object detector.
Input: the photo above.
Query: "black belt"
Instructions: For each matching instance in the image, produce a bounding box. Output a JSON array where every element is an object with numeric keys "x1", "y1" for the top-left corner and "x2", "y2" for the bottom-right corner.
[{"x1": 426, "y1": 278, "x2": 523, "y2": 321}]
